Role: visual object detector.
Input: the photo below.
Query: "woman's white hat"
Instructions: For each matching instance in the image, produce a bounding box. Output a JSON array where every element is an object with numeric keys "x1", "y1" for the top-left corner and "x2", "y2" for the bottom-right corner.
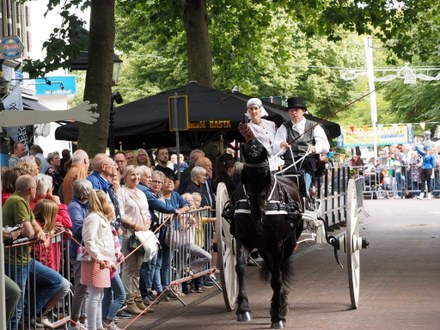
[{"x1": 246, "y1": 98, "x2": 269, "y2": 117}]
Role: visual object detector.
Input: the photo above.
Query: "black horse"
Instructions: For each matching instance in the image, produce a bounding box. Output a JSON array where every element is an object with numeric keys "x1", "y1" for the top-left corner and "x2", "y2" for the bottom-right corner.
[{"x1": 231, "y1": 139, "x2": 304, "y2": 329}]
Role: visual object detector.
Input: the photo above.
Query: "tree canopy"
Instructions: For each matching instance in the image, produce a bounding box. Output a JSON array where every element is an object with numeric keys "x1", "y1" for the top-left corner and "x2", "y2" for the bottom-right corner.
[{"x1": 18, "y1": 0, "x2": 440, "y2": 154}]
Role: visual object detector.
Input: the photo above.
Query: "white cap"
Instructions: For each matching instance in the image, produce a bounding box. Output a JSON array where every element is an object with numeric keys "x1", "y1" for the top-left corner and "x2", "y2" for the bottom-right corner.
[{"x1": 246, "y1": 98, "x2": 269, "y2": 117}]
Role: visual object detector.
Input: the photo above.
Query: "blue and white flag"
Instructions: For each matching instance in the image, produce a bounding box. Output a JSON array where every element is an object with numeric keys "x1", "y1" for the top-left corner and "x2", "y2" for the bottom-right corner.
[{"x1": 2, "y1": 84, "x2": 28, "y2": 150}]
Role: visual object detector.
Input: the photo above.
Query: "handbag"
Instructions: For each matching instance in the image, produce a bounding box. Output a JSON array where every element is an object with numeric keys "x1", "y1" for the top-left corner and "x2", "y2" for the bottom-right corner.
[
  {"x1": 127, "y1": 232, "x2": 145, "y2": 254},
  {"x1": 77, "y1": 245, "x2": 92, "y2": 262}
]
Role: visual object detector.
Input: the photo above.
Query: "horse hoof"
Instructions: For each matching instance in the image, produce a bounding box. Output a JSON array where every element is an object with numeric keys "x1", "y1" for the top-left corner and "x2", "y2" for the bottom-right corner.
[
  {"x1": 237, "y1": 312, "x2": 252, "y2": 322},
  {"x1": 271, "y1": 321, "x2": 285, "y2": 329}
]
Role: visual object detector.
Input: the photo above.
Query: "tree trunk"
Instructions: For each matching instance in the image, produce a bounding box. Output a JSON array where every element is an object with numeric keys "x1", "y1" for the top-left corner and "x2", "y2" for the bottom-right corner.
[
  {"x1": 78, "y1": 0, "x2": 115, "y2": 156},
  {"x1": 183, "y1": 0, "x2": 213, "y2": 88}
]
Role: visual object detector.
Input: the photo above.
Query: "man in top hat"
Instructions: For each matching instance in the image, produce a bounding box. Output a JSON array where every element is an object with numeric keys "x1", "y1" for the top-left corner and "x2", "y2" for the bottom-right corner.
[{"x1": 273, "y1": 97, "x2": 330, "y2": 199}]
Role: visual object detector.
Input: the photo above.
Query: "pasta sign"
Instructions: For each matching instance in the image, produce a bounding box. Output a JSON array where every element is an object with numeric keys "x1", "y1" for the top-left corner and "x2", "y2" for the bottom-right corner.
[
  {"x1": 188, "y1": 120, "x2": 232, "y2": 130},
  {"x1": 340, "y1": 124, "x2": 414, "y2": 147}
]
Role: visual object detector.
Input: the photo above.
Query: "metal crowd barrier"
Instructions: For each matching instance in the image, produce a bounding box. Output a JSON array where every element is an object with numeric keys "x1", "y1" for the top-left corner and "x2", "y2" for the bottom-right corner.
[
  {"x1": 160, "y1": 207, "x2": 219, "y2": 305},
  {"x1": 4, "y1": 230, "x2": 71, "y2": 330},
  {"x1": 358, "y1": 164, "x2": 440, "y2": 199}
]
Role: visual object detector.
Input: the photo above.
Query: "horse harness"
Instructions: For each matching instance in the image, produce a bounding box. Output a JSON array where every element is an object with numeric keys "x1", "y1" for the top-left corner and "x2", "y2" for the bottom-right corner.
[{"x1": 228, "y1": 176, "x2": 302, "y2": 231}]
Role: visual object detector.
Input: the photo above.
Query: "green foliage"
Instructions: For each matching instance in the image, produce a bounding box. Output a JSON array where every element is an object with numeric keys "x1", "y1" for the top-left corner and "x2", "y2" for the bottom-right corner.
[
  {"x1": 320, "y1": 0, "x2": 440, "y2": 63},
  {"x1": 384, "y1": 80, "x2": 440, "y2": 123},
  {"x1": 21, "y1": 0, "x2": 89, "y2": 78},
  {"x1": 115, "y1": 2, "x2": 363, "y2": 121},
  {"x1": 20, "y1": 0, "x2": 440, "y2": 146}
]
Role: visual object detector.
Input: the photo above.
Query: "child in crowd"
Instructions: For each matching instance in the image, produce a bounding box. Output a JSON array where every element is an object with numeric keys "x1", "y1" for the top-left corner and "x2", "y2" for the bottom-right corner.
[
  {"x1": 180, "y1": 193, "x2": 212, "y2": 293},
  {"x1": 81, "y1": 190, "x2": 118, "y2": 330},
  {"x1": 32, "y1": 199, "x2": 71, "y2": 328}
]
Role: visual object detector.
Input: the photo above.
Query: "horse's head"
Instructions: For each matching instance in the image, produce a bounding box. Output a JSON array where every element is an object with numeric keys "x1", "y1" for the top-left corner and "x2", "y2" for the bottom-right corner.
[
  {"x1": 242, "y1": 139, "x2": 268, "y2": 166},
  {"x1": 241, "y1": 139, "x2": 272, "y2": 219}
]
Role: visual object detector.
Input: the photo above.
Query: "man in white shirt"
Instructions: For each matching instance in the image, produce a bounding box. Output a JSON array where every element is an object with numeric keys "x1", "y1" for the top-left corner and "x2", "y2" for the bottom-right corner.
[{"x1": 273, "y1": 97, "x2": 330, "y2": 197}]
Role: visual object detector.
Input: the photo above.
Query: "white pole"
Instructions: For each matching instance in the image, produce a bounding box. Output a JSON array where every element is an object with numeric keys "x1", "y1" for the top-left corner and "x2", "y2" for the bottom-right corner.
[{"x1": 364, "y1": 36, "x2": 378, "y2": 162}]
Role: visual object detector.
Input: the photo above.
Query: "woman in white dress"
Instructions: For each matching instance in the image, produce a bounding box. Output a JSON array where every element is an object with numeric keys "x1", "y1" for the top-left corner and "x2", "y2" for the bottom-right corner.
[{"x1": 239, "y1": 98, "x2": 282, "y2": 171}]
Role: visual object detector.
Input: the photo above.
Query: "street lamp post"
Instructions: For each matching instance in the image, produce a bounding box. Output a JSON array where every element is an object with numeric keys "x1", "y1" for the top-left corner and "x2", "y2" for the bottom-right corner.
[{"x1": 109, "y1": 91, "x2": 123, "y2": 157}]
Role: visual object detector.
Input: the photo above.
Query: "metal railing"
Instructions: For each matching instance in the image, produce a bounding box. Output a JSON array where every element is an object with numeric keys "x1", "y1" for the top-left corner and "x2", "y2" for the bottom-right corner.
[
  {"x1": 357, "y1": 164, "x2": 439, "y2": 199},
  {"x1": 158, "y1": 207, "x2": 219, "y2": 305},
  {"x1": 4, "y1": 230, "x2": 71, "y2": 330}
]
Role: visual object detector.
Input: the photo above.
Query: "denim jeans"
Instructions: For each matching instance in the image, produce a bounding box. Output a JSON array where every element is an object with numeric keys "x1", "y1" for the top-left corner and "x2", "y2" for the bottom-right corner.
[
  {"x1": 5, "y1": 259, "x2": 64, "y2": 330},
  {"x1": 5, "y1": 261, "x2": 29, "y2": 330},
  {"x1": 159, "y1": 246, "x2": 171, "y2": 289},
  {"x1": 395, "y1": 172, "x2": 403, "y2": 197},
  {"x1": 305, "y1": 172, "x2": 312, "y2": 196},
  {"x1": 139, "y1": 254, "x2": 162, "y2": 293},
  {"x1": 102, "y1": 272, "x2": 126, "y2": 322}
]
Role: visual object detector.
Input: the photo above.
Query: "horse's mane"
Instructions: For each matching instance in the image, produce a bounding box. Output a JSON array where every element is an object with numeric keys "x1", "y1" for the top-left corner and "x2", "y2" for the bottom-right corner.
[{"x1": 241, "y1": 139, "x2": 271, "y2": 198}]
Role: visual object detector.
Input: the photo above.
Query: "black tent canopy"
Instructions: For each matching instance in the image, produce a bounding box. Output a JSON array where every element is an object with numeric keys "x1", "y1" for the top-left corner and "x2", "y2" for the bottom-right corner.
[{"x1": 55, "y1": 82, "x2": 340, "y2": 149}]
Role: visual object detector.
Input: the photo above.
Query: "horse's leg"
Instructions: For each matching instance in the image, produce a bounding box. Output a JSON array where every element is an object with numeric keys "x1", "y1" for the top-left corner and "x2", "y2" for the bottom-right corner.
[
  {"x1": 235, "y1": 239, "x2": 252, "y2": 322},
  {"x1": 269, "y1": 255, "x2": 286, "y2": 329},
  {"x1": 270, "y1": 237, "x2": 295, "y2": 329},
  {"x1": 280, "y1": 240, "x2": 294, "y2": 318}
]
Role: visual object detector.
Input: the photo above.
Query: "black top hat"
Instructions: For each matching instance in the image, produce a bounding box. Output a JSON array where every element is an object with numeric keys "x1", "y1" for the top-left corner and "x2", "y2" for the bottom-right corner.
[{"x1": 287, "y1": 97, "x2": 307, "y2": 110}]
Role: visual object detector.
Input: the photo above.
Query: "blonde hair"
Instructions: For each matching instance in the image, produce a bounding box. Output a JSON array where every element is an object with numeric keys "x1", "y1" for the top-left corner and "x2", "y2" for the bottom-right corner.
[
  {"x1": 33, "y1": 199, "x2": 59, "y2": 232},
  {"x1": 137, "y1": 148, "x2": 151, "y2": 166},
  {"x1": 181, "y1": 193, "x2": 195, "y2": 209},
  {"x1": 88, "y1": 189, "x2": 114, "y2": 220},
  {"x1": 16, "y1": 155, "x2": 39, "y2": 177},
  {"x1": 191, "y1": 192, "x2": 202, "y2": 207},
  {"x1": 122, "y1": 165, "x2": 137, "y2": 179}
]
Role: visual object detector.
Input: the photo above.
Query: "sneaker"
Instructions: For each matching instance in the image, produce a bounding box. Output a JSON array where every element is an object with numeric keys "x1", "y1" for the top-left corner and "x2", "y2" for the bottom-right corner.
[
  {"x1": 103, "y1": 321, "x2": 123, "y2": 330},
  {"x1": 39, "y1": 315, "x2": 55, "y2": 329},
  {"x1": 143, "y1": 295, "x2": 152, "y2": 305},
  {"x1": 147, "y1": 289, "x2": 158, "y2": 302},
  {"x1": 158, "y1": 291, "x2": 170, "y2": 302},
  {"x1": 203, "y1": 279, "x2": 214, "y2": 288},
  {"x1": 116, "y1": 310, "x2": 132, "y2": 319}
]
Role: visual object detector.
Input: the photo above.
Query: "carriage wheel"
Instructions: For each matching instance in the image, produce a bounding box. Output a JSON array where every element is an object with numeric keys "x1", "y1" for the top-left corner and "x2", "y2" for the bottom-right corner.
[
  {"x1": 215, "y1": 183, "x2": 237, "y2": 311},
  {"x1": 346, "y1": 179, "x2": 361, "y2": 309}
]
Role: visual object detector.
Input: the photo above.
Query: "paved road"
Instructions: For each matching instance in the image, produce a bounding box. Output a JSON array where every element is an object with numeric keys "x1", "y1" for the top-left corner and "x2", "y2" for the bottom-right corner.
[{"x1": 118, "y1": 199, "x2": 440, "y2": 330}]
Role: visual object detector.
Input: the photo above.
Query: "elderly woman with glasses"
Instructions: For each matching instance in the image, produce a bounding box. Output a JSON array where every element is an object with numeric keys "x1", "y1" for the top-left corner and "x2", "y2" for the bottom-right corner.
[
  {"x1": 117, "y1": 165, "x2": 152, "y2": 315},
  {"x1": 136, "y1": 169, "x2": 188, "y2": 302}
]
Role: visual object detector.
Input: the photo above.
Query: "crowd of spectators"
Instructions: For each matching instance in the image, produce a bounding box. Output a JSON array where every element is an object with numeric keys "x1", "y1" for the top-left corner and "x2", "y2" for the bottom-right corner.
[
  {"x1": 2, "y1": 143, "x2": 240, "y2": 330},
  {"x1": 344, "y1": 144, "x2": 440, "y2": 199}
]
